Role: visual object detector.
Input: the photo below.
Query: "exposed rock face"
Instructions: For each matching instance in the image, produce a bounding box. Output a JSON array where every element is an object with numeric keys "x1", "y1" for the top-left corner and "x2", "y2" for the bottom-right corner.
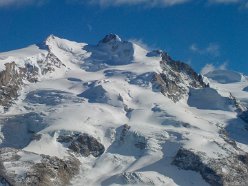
[
  {"x1": 0, "y1": 55, "x2": 63, "y2": 111},
  {"x1": 166, "y1": 59, "x2": 206, "y2": 88},
  {"x1": 80, "y1": 33, "x2": 134, "y2": 70},
  {"x1": 229, "y1": 93, "x2": 246, "y2": 112},
  {"x1": 0, "y1": 62, "x2": 40, "y2": 110},
  {"x1": 0, "y1": 62, "x2": 21, "y2": 109},
  {"x1": 153, "y1": 73, "x2": 187, "y2": 102},
  {"x1": 153, "y1": 51, "x2": 207, "y2": 102},
  {"x1": 0, "y1": 37, "x2": 66, "y2": 111},
  {"x1": 0, "y1": 148, "x2": 80, "y2": 186},
  {"x1": 173, "y1": 148, "x2": 248, "y2": 186},
  {"x1": 232, "y1": 90, "x2": 248, "y2": 123},
  {"x1": 146, "y1": 49, "x2": 164, "y2": 57},
  {"x1": 38, "y1": 52, "x2": 64, "y2": 75},
  {"x1": 228, "y1": 93, "x2": 248, "y2": 123},
  {"x1": 99, "y1": 33, "x2": 122, "y2": 44},
  {"x1": 19, "y1": 63, "x2": 39, "y2": 83},
  {"x1": 119, "y1": 124, "x2": 131, "y2": 143},
  {"x1": 119, "y1": 124, "x2": 147, "y2": 150},
  {"x1": 57, "y1": 132, "x2": 105, "y2": 157},
  {"x1": 107, "y1": 124, "x2": 147, "y2": 156}
]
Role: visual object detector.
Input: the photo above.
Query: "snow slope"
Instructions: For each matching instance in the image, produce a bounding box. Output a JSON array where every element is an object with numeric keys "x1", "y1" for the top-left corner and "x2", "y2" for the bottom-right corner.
[{"x1": 1, "y1": 34, "x2": 248, "y2": 186}]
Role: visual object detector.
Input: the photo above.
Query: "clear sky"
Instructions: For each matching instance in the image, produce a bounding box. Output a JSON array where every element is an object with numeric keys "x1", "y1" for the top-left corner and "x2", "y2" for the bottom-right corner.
[{"x1": 0, "y1": 0, "x2": 247, "y2": 74}]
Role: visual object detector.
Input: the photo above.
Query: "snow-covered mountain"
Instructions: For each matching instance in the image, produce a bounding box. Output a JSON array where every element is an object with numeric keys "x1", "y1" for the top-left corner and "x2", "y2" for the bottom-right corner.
[{"x1": 0, "y1": 34, "x2": 248, "y2": 186}]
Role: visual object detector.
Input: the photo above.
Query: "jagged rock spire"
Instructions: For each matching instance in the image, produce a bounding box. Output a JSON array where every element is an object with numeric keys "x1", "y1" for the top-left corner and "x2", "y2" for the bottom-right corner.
[{"x1": 99, "y1": 33, "x2": 122, "y2": 44}]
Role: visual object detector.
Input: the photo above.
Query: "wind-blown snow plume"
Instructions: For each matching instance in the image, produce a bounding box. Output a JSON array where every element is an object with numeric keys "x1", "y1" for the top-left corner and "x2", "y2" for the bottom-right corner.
[
  {"x1": 201, "y1": 63, "x2": 227, "y2": 75},
  {"x1": 190, "y1": 43, "x2": 220, "y2": 57}
]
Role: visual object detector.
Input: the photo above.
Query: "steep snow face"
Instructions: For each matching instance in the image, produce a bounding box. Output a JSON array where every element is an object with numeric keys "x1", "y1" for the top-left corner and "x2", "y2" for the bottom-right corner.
[
  {"x1": 205, "y1": 70, "x2": 248, "y2": 108},
  {"x1": 1, "y1": 34, "x2": 248, "y2": 186},
  {"x1": 205, "y1": 69, "x2": 244, "y2": 84},
  {"x1": 188, "y1": 87, "x2": 235, "y2": 111},
  {"x1": 44, "y1": 35, "x2": 87, "y2": 70}
]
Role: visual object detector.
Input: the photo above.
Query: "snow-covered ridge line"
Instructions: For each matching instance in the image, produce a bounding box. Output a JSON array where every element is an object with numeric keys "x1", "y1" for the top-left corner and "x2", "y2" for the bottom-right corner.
[
  {"x1": 0, "y1": 36, "x2": 69, "y2": 111},
  {"x1": 0, "y1": 33, "x2": 205, "y2": 110}
]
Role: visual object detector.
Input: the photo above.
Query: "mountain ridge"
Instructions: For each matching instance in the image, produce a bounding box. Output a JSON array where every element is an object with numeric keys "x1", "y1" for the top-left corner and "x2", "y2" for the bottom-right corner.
[{"x1": 0, "y1": 34, "x2": 248, "y2": 186}]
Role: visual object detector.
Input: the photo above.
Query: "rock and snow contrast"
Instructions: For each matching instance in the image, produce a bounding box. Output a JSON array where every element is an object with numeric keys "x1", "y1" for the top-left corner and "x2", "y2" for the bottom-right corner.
[{"x1": 0, "y1": 34, "x2": 248, "y2": 186}]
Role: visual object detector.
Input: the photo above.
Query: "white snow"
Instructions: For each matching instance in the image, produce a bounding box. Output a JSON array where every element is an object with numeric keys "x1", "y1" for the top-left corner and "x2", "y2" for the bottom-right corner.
[
  {"x1": 0, "y1": 45, "x2": 47, "y2": 71},
  {"x1": 188, "y1": 87, "x2": 235, "y2": 111}
]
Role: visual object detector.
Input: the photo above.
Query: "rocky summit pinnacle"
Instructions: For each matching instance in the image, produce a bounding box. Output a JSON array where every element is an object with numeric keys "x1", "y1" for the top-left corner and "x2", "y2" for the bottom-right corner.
[
  {"x1": 99, "y1": 33, "x2": 122, "y2": 44},
  {"x1": 44, "y1": 34, "x2": 56, "y2": 44}
]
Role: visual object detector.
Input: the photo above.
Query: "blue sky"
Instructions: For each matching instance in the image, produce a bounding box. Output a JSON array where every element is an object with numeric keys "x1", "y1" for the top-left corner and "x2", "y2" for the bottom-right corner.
[{"x1": 0, "y1": 0, "x2": 247, "y2": 74}]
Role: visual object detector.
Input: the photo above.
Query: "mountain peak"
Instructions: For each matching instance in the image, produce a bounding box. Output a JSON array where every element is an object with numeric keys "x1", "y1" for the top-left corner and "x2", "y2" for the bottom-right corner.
[
  {"x1": 36, "y1": 34, "x2": 60, "y2": 50},
  {"x1": 1, "y1": 34, "x2": 248, "y2": 186},
  {"x1": 99, "y1": 33, "x2": 122, "y2": 44},
  {"x1": 44, "y1": 34, "x2": 60, "y2": 45},
  {"x1": 46, "y1": 34, "x2": 56, "y2": 40}
]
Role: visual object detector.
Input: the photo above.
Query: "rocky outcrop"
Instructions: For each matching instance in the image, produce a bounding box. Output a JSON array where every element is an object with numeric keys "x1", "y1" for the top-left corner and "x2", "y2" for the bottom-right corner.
[
  {"x1": 0, "y1": 62, "x2": 21, "y2": 109},
  {"x1": 153, "y1": 73, "x2": 188, "y2": 102},
  {"x1": 0, "y1": 51, "x2": 65, "y2": 111},
  {"x1": 153, "y1": 51, "x2": 207, "y2": 102},
  {"x1": 119, "y1": 124, "x2": 131, "y2": 143},
  {"x1": 38, "y1": 52, "x2": 64, "y2": 75},
  {"x1": 81, "y1": 34, "x2": 134, "y2": 71},
  {"x1": 57, "y1": 132, "x2": 105, "y2": 157},
  {"x1": 107, "y1": 124, "x2": 147, "y2": 156},
  {"x1": 98, "y1": 33, "x2": 122, "y2": 44},
  {"x1": 0, "y1": 62, "x2": 40, "y2": 110},
  {"x1": 0, "y1": 35, "x2": 67, "y2": 111},
  {"x1": 231, "y1": 92, "x2": 248, "y2": 124},
  {"x1": 173, "y1": 148, "x2": 248, "y2": 186},
  {"x1": 0, "y1": 148, "x2": 80, "y2": 186},
  {"x1": 119, "y1": 124, "x2": 146, "y2": 150},
  {"x1": 227, "y1": 93, "x2": 248, "y2": 124},
  {"x1": 229, "y1": 93, "x2": 243, "y2": 111}
]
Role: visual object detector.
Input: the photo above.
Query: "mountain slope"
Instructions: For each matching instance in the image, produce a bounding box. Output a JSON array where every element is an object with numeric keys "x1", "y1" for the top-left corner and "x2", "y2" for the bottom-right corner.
[{"x1": 0, "y1": 34, "x2": 248, "y2": 186}]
